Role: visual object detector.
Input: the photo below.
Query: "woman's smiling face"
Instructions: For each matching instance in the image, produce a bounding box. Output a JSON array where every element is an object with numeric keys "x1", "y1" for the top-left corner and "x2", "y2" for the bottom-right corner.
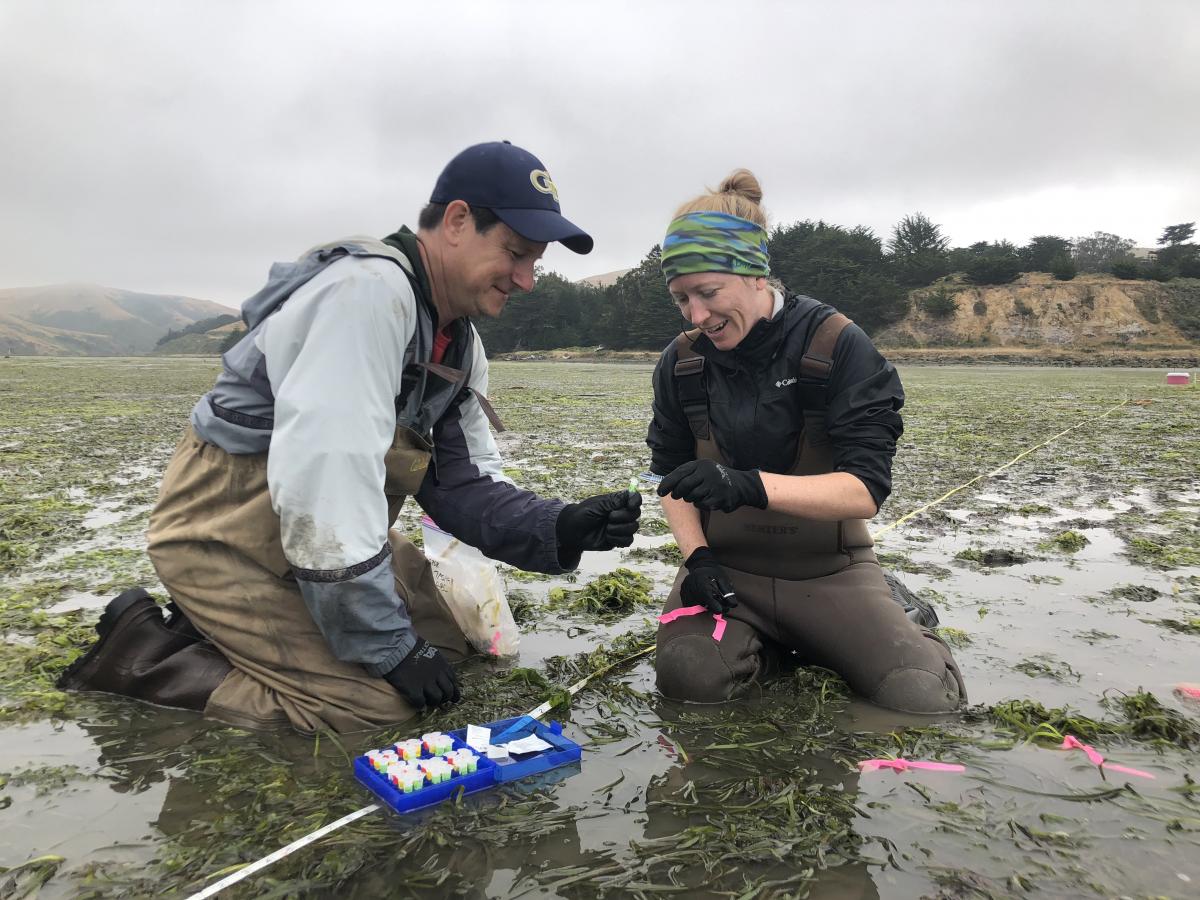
[{"x1": 668, "y1": 272, "x2": 774, "y2": 350}]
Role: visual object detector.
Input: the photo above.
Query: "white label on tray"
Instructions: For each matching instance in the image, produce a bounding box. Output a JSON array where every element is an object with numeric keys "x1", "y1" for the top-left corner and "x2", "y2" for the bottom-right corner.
[
  {"x1": 466, "y1": 724, "x2": 491, "y2": 752},
  {"x1": 497, "y1": 734, "x2": 553, "y2": 755}
]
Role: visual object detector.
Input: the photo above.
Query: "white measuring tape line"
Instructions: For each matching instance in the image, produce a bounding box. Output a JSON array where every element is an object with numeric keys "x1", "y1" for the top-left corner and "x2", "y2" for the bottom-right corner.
[
  {"x1": 184, "y1": 396, "x2": 1135, "y2": 898},
  {"x1": 184, "y1": 804, "x2": 378, "y2": 900}
]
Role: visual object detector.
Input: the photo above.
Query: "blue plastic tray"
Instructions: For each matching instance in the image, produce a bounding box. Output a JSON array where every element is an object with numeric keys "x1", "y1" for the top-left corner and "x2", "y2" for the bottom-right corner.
[{"x1": 353, "y1": 717, "x2": 582, "y2": 814}]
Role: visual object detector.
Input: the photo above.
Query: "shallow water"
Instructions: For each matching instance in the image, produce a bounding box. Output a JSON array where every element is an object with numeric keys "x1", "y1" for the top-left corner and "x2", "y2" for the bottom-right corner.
[{"x1": 1, "y1": 359, "x2": 1198, "y2": 898}]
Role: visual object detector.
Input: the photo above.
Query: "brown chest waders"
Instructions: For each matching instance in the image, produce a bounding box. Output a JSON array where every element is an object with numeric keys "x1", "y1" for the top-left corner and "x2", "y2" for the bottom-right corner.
[
  {"x1": 146, "y1": 413, "x2": 472, "y2": 733},
  {"x1": 655, "y1": 314, "x2": 966, "y2": 712}
]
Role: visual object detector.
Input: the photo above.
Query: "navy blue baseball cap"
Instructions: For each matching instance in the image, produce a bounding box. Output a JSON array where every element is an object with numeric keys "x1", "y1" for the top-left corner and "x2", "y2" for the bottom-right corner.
[{"x1": 430, "y1": 141, "x2": 593, "y2": 254}]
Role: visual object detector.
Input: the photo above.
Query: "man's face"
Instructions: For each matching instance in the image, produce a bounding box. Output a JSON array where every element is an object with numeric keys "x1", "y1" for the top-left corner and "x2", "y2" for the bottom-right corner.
[{"x1": 450, "y1": 220, "x2": 546, "y2": 319}]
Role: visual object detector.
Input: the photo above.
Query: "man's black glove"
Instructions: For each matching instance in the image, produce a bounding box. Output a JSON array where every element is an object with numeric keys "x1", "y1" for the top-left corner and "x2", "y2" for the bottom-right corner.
[
  {"x1": 681, "y1": 546, "x2": 737, "y2": 613},
  {"x1": 383, "y1": 638, "x2": 460, "y2": 709},
  {"x1": 556, "y1": 490, "x2": 642, "y2": 553},
  {"x1": 657, "y1": 459, "x2": 768, "y2": 513}
]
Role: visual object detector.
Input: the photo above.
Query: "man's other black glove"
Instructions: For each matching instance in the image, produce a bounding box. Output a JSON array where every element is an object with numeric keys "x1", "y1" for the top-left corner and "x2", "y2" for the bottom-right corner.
[
  {"x1": 681, "y1": 546, "x2": 738, "y2": 613},
  {"x1": 556, "y1": 490, "x2": 642, "y2": 553},
  {"x1": 657, "y1": 459, "x2": 768, "y2": 513},
  {"x1": 383, "y1": 638, "x2": 460, "y2": 709}
]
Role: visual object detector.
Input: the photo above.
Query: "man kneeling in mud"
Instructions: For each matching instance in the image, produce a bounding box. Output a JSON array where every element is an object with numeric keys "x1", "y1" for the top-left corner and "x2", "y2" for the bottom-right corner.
[{"x1": 60, "y1": 142, "x2": 640, "y2": 732}]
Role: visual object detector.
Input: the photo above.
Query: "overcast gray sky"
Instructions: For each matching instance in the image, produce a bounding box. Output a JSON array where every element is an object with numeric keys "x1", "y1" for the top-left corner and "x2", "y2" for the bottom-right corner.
[{"x1": 2, "y1": 0, "x2": 1198, "y2": 306}]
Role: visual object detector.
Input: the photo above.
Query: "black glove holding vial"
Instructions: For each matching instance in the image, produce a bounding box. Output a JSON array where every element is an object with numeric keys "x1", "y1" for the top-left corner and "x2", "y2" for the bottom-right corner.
[{"x1": 556, "y1": 490, "x2": 642, "y2": 563}]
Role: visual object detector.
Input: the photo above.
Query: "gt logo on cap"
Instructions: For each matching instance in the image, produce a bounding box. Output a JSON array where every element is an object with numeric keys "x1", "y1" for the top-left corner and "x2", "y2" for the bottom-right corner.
[{"x1": 529, "y1": 169, "x2": 559, "y2": 202}]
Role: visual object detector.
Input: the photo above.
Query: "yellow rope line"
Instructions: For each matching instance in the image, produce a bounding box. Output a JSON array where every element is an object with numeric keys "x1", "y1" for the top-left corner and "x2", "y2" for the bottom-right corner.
[{"x1": 870, "y1": 397, "x2": 1132, "y2": 541}]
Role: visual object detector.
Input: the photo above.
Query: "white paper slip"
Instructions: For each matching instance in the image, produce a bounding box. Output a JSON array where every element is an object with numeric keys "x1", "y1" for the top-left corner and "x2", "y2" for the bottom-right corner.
[
  {"x1": 497, "y1": 734, "x2": 553, "y2": 756},
  {"x1": 466, "y1": 724, "x2": 491, "y2": 752}
]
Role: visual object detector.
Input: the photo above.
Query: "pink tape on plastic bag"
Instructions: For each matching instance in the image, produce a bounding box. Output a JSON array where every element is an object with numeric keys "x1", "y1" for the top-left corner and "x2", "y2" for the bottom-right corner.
[
  {"x1": 1060, "y1": 735, "x2": 1155, "y2": 779},
  {"x1": 857, "y1": 758, "x2": 965, "y2": 773},
  {"x1": 657, "y1": 605, "x2": 726, "y2": 641}
]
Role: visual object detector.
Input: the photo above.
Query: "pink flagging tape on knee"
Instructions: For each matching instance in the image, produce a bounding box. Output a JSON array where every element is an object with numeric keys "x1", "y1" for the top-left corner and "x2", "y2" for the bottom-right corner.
[
  {"x1": 1060, "y1": 735, "x2": 1155, "y2": 779},
  {"x1": 657, "y1": 606, "x2": 726, "y2": 641},
  {"x1": 658, "y1": 605, "x2": 707, "y2": 623},
  {"x1": 858, "y1": 758, "x2": 965, "y2": 773}
]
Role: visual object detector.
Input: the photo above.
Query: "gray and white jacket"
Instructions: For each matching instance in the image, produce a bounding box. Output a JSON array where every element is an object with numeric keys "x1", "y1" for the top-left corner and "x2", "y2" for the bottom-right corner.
[{"x1": 191, "y1": 231, "x2": 568, "y2": 676}]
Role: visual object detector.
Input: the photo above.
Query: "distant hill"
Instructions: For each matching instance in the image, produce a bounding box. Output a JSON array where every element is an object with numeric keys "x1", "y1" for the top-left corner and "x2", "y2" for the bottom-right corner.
[
  {"x1": 0, "y1": 284, "x2": 235, "y2": 356},
  {"x1": 875, "y1": 274, "x2": 1200, "y2": 350},
  {"x1": 578, "y1": 267, "x2": 634, "y2": 288}
]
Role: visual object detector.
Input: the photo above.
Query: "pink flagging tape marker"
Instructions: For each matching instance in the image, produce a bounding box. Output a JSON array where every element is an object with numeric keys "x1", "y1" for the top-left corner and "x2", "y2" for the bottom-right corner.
[
  {"x1": 658, "y1": 605, "x2": 706, "y2": 623},
  {"x1": 487, "y1": 629, "x2": 502, "y2": 656},
  {"x1": 658, "y1": 606, "x2": 726, "y2": 641},
  {"x1": 1060, "y1": 735, "x2": 1155, "y2": 779},
  {"x1": 1175, "y1": 683, "x2": 1200, "y2": 701},
  {"x1": 858, "y1": 758, "x2": 965, "y2": 773}
]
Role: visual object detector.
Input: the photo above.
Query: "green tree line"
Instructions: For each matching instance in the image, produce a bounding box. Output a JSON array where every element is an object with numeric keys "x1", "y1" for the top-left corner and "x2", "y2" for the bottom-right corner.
[
  {"x1": 156, "y1": 313, "x2": 239, "y2": 347},
  {"x1": 474, "y1": 217, "x2": 1200, "y2": 352}
]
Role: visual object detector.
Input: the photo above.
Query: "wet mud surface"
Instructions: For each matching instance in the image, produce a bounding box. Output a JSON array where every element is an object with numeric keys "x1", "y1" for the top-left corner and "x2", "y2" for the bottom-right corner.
[{"x1": 1, "y1": 359, "x2": 1198, "y2": 898}]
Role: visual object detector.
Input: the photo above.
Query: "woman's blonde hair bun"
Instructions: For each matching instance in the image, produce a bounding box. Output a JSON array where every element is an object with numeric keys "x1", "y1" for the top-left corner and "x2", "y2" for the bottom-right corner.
[
  {"x1": 674, "y1": 168, "x2": 768, "y2": 228},
  {"x1": 716, "y1": 169, "x2": 763, "y2": 206}
]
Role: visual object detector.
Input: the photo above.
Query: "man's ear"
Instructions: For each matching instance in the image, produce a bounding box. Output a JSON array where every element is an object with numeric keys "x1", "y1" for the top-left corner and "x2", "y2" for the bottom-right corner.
[{"x1": 441, "y1": 200, "x2": 473, "y2": 246}]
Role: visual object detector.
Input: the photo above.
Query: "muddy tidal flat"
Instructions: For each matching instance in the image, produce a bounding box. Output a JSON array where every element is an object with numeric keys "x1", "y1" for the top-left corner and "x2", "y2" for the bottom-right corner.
[{"x1": 2, "y1": 357, "x2": 1199, "y2": 899}]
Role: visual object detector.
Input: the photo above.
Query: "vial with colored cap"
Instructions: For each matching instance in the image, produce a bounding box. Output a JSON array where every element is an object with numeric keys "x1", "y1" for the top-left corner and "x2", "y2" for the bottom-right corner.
[{"x1": 394, "y1": 738, "x2": 423, "y2": 761}]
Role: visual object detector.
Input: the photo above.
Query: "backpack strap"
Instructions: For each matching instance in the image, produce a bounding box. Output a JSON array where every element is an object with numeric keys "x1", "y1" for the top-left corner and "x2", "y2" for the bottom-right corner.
[
  {"x1": 672, "y1": 329, "x2": 710, "y2": 440},
  {"x1": 798, "y1": 311, "x2": 853, "y2": 448},
  {"x1": 800, "y1": 312, "x2": 852, "y2": 379}
]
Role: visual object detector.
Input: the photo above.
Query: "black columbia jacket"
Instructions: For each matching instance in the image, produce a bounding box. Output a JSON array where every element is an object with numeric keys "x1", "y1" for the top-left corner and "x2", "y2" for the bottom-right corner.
[{"x1": 646, "y1": 293, "x2": 904, "y2": 509}]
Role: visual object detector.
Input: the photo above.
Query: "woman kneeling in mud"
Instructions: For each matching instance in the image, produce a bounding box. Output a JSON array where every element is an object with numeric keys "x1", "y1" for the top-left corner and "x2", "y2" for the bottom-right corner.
[{"x1": 646, "y1": 169, "x2": 965, "y2": 712}]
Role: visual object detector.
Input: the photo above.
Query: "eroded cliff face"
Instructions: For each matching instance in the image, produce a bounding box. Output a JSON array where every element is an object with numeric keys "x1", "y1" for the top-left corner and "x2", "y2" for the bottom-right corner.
[{"x1": 878, "y1": 273, "x2": 1197, "y2": 349}]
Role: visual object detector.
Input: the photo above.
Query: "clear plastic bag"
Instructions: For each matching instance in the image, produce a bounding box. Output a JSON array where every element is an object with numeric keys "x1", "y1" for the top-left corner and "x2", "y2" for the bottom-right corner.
[{"x1": 421, "y1": 517, "x2": 519, "y2": 657}]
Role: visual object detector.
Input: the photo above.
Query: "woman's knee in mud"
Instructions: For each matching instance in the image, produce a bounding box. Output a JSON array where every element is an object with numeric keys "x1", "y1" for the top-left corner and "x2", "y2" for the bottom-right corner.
[
  {"x1": 868, "y1": 664, "x2": 964, "y2": 714},
  {"x1": 655, "y1": 633, "x2": 744, "y2": 703}
]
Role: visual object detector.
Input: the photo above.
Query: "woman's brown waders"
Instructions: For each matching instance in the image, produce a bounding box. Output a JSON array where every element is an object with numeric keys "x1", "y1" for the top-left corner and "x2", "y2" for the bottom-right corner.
[{"x1": 146, "y1": 425, "x2": 470, "y2": 733}]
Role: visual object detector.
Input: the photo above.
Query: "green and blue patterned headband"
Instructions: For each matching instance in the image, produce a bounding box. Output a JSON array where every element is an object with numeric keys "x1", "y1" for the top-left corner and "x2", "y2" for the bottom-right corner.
[{"x1": 660, "y1": 211, "x2": 770, "y2": 284}]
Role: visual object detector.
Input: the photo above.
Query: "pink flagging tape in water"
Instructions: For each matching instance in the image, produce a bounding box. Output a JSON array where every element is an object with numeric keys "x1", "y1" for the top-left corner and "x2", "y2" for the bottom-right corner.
[
  {"x1": 657, "y1": 606, "x2": 726, "y2": 641},
  {"x1": 858, "y1": 758, "x2": 965, "y2": 773},
  {"x1": 1060, "y1": 735, "x2": 1155, "y2": 779},
  {"x1": 1175, "y1": 682, "x2": 1200, "y2": 701}
]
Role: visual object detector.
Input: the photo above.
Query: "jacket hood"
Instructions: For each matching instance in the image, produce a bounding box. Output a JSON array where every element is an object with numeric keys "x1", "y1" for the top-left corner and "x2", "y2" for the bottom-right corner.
[{"x1": 240, "y1": 235, "x2": 418, "y2": 330}]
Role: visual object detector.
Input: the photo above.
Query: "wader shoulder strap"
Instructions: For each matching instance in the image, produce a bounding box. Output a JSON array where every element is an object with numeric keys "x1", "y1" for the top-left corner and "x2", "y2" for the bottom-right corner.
[
  {"x1": 672, "y1": 329, "x2": 709, "y2": 440},
  {"x1": 416, "y1": 362, "x2": 506, "y2": 434},
  {"x1": 799, "y1": 312, "x2": 852, "y2": 380},
  {"x1": 798, "y1": 311, "x2": 853, "y2": 450}
]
